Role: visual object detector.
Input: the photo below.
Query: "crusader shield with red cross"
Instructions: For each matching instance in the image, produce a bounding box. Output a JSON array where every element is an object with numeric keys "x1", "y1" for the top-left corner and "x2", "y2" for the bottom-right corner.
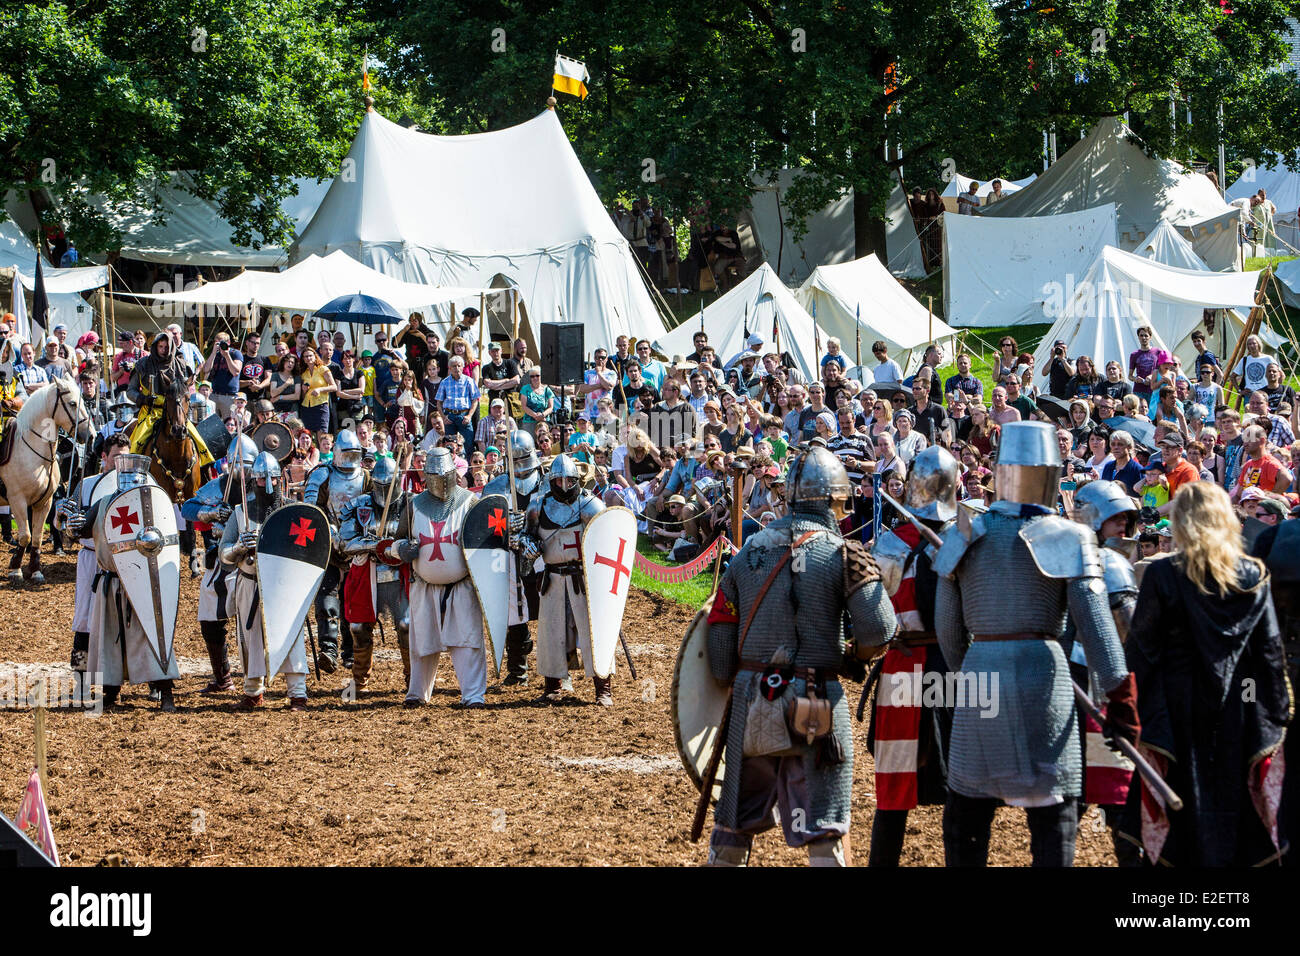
[
  {"x1": 581, "y1": 506, "x2": 638, "y2": 678},
  {"x1": 256, "y1": 503, "x2": 331, "y2": 674},
  {"x1": 461, "y1": 494, "x2": 510, "y2": 676},
  {"x1": 101, "y1": 484, "x2": 181, "y2": 672}
]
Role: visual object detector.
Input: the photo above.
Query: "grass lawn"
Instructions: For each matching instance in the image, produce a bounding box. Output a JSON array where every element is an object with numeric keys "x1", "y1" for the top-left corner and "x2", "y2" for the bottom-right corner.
[{"x1": 632, "y1": 535, "x2": 716, "y2": 609}]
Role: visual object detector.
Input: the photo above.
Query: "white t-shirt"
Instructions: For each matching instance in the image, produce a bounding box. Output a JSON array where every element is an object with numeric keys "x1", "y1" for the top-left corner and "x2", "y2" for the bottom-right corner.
[
  {"x1": 872, "y1": 359, "x2": 904, "y2": 384},
  {"x1": 1233, "y1": 354, "x2": 1270, "y2": 392}
]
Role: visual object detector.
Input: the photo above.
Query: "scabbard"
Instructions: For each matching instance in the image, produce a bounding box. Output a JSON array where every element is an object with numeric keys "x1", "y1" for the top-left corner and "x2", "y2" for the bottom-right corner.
[{"x1": 690, "y1": 686, "x2": 733, "y2": 843}]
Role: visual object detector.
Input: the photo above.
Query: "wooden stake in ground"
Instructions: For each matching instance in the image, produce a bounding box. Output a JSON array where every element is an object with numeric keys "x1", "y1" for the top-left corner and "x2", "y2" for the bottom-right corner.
[
  {"x1": 730, "y1": 463, "x2": 744, "y2": 547},
  {"x1": 34, "y1": 680, "x2": 48, "y2": 796}
]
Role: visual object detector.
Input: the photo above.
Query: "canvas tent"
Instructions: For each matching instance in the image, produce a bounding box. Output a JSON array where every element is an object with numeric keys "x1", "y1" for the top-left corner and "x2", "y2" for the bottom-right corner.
[
  {"x1": 0, "y1": 216, "x2": 106, "y2": 339},
  {"x1": 1226, "y1": 158, "x2": 1300, "y2": 251},
  {"x1": 655, "y1": 263, "x2": 826, "y2": 382},
  {"x1": 979, "y1": 118, "x2": 1240, "y2": 269},
  {"x1": 290, "y1": 108, "x2": 665, "y2": 355},
  {"x1": 944, "y1": 203, "x2": 1118, "y2": 327},
  {"x1": 86, "y1": 172, "x2": 330, "y2": 267},
  {"x1": 939, "y1": 173, "x2": 1037, "y2": 212},
  {"x1": 1029, "y1": 244, "x2": 1266, "y2": 379},
  {"x1": 795, "y1": 254, "x2": 956, "y2": 374}
]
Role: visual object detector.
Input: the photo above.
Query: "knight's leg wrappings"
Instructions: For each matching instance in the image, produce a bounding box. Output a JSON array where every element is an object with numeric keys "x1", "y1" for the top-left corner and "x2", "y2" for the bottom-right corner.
[
  {"x1": 868, "y1": 809, "x2": 909, "y2": 867},
  {"x1": 1026, "y1": 800, "x2": 1078, "y2": 868},
  {"x1": 350, "y1": 623, "x2": 374, "y2": 688},
  {"x1": 707, "y1": 829, "x2": 753, "y2": 867},
  {"x1": 284, "y1": 673, "x2": 308, "y2": 699},
  {"x1": 243, "y1": 677, "x2": 265, "y2": 697},
  {"x1": 807, "y1": 837, "x2": 848, "y2": 867},
  {"x1": 943, "y1": 792, "x2": 999, "y2": 867}
]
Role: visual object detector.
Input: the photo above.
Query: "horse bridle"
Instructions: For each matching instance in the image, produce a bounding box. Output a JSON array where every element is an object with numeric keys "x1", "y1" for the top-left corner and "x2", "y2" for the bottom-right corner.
[{"x1": 22, "y1": 380, "x2": 89, "y2": 463}]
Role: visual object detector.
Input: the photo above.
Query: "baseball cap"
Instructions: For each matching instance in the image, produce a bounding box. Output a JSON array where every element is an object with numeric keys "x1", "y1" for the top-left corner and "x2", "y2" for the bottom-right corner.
[
  {"x1": 53, "y1": 323, "x2": 68, "y2": 333},
  {"x1": 45, "y1": 336, "x2": 58, "y2": 346},
  {"x1": 747, "y1": 332, "x2": 764, "y2": 347},
  {"x1": 1158, "y1": 433, "x2": 1184, "y2": 449},
  {"x1": 118, "y1": 330, "x2": 133, "y2": 341},
  {"x1": 196, "y1": 380, "x2": 212, "y2": 388},
  {"x1": 485, "y1": 446, "x2": 500, "y2": 456},
  {"x1": 488, "y1": 341, "x2": 502, "y2": 351},
  {"x1": 1053, "y1": 339, "x2": 1066, "y2": 348},
  {"x1": 1255, "y1": 498, "x2": 1287, "y2": 518},
  {"x1": 490, "y1": 398, "x2": 505, "y2": 408}
]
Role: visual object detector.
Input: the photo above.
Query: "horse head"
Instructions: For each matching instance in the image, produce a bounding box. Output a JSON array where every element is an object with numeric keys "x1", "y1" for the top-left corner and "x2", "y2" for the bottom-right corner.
[
  {"x1": 162, "y1": 374, "x2": 190, "y2": 442},
  {"x1": 50, "y1": 379, "x2": 92, "y2": 442}
]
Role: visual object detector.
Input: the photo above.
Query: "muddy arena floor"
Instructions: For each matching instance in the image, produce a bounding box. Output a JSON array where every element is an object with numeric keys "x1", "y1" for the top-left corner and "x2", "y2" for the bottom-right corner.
[{"x1": 0, "y1": 552, "x2": 1116, "y2": 866}]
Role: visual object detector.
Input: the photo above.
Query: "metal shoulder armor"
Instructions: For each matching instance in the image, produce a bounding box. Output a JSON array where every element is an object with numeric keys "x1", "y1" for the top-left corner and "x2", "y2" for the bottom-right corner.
[
  {"x1": 870, "y1": 528, "x2": 912, "y2": 596},
  {"x1": 525, "y1": 496, "x2": 543, "y2": 535},
  {"x1": 577, "y1": 492, "x2": 604, "y2": 525},
  {"x1": 932, "y1": 513, "x2": 986, "y2": 578},
  {"x1": 1018, "y1": 515, "x2": 1102, "y2": 579},
  {"x1": 1099, "y1": 547, "x2": 1137, "y2": 597},
  {"x1": 302, "y1": 463, "x2": 330, "y2": 505},
  {"x1": 482, "y1": 474, "x2": 511, "y2": 499}
]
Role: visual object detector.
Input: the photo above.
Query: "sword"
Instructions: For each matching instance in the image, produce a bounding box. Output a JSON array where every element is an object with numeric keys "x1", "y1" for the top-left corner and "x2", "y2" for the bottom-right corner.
[
  {"x1": 878, "y1": 489, "x2": 1184, "y2": 812},
  {"x1": 234, "y1": 416, "x2": 249, "y2": 533},
  {"x1": 619, "y1": 628, "x2": 638, "y2": 681},
  {"x1": 306, "y1": 617, "x2": 320, "y2": 682}
]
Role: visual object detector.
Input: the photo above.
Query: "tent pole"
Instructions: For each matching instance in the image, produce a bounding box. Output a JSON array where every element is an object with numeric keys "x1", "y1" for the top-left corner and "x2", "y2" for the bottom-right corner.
[
  {"x1": 512, "y1": 288, "x2": 519, "y2": 342},
  {"x1": 479, "y1": 292, "x2": 485, "y2": 353},
  {"x1": 1223, "y1": 270, "x2": 1270, "y2": 410},
  {"x1": 927, "y1": 296, "x2": 933, "y2": 345},
  {"x1": 108, "y1": 268, "x2": 117, "y2": 367},
  {"x1": 97, "y1": 285, "x2": 108, "y2": 387}
]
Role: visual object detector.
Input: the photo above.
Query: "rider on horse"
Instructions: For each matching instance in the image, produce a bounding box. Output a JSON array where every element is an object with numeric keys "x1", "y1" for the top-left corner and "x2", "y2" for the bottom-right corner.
[{"x1": 126, "y1": 332, "x2": 215, "y2": 468}]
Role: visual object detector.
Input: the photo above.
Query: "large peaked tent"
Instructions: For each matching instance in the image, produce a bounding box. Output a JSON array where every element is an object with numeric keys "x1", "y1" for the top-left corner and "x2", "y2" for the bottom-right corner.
[
  {"x1": 979, "y1": 118, "x2": 1239, "y2": 268},
  {"x1": 655, "y1": 263, "x2": 825, "y2": 382},
  {"x1": 740, "y1": 170, "x2": 855, "y2": 285},
  {"x1": 291, "y1": 108, "x2": 665, "y2": 353},
  {"x1": 1029, "y1": 244, "x2": 1263, "y2": 378},
  {"x1": 795, "y1": 254, "x2": 956, "y2": 374}
]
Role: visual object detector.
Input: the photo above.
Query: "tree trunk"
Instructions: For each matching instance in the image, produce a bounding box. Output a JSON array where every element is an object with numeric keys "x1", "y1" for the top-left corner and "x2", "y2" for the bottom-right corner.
[{"x1": 853, "y1": 185, "x2": 887, "y2": 260}]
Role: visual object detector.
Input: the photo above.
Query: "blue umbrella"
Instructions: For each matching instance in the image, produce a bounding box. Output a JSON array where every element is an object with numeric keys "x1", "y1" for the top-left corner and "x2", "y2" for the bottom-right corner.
[{"x1": 313, "y1": 292, "x2": 404, "y2": 326}]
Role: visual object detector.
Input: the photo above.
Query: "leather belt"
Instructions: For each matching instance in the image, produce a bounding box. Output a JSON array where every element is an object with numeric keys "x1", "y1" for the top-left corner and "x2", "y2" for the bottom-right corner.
[
  {"x1": 972, "y1": 631, "x2": 1053, "y2": 643},
  {"x1": 739, "y1": 660, "x2": 839, "y2": 682},
  {"x1": 896, "y1": 631, "x2": 938, "y2": 647},
  {"x1": 546, "y1": 561, "x2": 583, "y2": 575}
]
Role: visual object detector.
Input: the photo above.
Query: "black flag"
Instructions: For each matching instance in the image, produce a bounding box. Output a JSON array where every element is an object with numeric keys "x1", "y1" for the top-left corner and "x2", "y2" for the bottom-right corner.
[{"x1": 30, "y1": 255, "x2": 48, "y2": 335}]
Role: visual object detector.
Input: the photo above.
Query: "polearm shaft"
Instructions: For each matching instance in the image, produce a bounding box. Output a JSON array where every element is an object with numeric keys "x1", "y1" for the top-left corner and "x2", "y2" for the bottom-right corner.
[{"x1": 877, "y1": 489, "x2": 1183, "y2": 812}]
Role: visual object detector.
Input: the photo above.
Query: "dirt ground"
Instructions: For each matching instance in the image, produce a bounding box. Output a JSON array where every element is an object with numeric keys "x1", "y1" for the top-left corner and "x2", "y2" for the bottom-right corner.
[{"x1": 0, "y1": 551, "x2": 1117, "y2": 866}]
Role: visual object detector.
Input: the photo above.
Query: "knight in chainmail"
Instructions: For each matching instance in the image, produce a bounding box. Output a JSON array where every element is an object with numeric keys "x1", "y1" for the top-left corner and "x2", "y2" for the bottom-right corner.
[
  {"x1": 339, "y1": 455, "x2": 411, "y2": 691},
  {"x1": 864, "y1": 445, "x2": 958, "y2": 867},
  {"x1": 515, "y1": 454, "x2": 610, "y2": 705},
  {"x1": 704, "y1": 443, "x2": 896, "y2": 866},
  {"x1": 932, "y1": 421, "x2": 1139, "y2": 866},
  {"x1": 386, "y1": 448, "x2": 488, "y2": 708},
  {"x1": 64, "y1": 454, "x2": 180, "y2": 711},
  {"x1": 1069, "y1": 479, "x2": 1141, "y2": 864},
  {"x1": 220, "y1": 452, "x2": 310, "y2": 711},
  {"x1": 179, "y1": 433, "x2": 258, "y2": 696},
  {"x1": 302, "y1": 428, "x2": 370, "y2": 673},
  {"x1": 484, "y1": 430, "x2": 544, "y2": 686},
  {"x1": 125, "y1": 331, "x2": 213, "y2": 468}
]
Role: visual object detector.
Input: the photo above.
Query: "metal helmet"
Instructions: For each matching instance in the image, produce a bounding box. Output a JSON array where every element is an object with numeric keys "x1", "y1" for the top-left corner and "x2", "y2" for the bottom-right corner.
[
  {"x1": 509, "y1": 430, "x2": 540, "y2": 478},
  {"x1": 785, "y1": 444, "x2": 852, "y2": 516},
  {"x1": 115, "y1": 454, "x2": 152, "y2": 492},
  {"x1": 370, "y1": 454, "x2": 398, "y2": 501},
  {"x1": 1072, "y1": 479, "x2": 1137, "y2": 539},
  {"x1": 250, "y1": 450, "x2": 281, "y2": 482},
  {"x1": 229, "y1": 434, "x2": 258, "y2": 470},
  {"x1": 334, "y1": 429, "x2": 363, "y2": 472},
  {"x1": 905, "y1": 446, "x2": 958, "y2": 522},
  {"x1": 423, "y1": 446, "x2": 457, "y2": 500},
  {"x1": 993, "y1": 421, "x2": 1062, "y2": 509},
  {"x1": 112, "y1": 398, "x2": 134, "y2": 425},
  {"x1": 548, "y1": 454, "x2": 581, "y2": 503}
]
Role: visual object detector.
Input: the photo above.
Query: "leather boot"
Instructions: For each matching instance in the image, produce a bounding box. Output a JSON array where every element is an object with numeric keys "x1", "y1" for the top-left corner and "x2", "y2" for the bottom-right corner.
[
  {"x1": 502, "y1": 627, "x2": 531, "y2": 686},
  {"x1": 398, "y1": 643, "x2": 411, "y2": 687},
  {"x1": 157, "y1": 681, "x2": 176, "y2": 713},
  {"x1": 351, "y1": 640, "x2": 373, "y2": 690},
  {"x1": 200, "y1": 622, "x2": 233, "y2": 693},
  {"x1": 287, "y1": 697, "x2": 308, "y2": 712},
  {"x1": 593, "y1": 676, "x2": 613, "y2": 707},
  {"x1": 233, "y1": 693, "x2": 264, "y2": 711},
  {"x1": 101, "y1": 685, "x2": 121, "y2": 709},
  {"x1": 540, "y1": 677, "x2": 564, "y2": 704}
]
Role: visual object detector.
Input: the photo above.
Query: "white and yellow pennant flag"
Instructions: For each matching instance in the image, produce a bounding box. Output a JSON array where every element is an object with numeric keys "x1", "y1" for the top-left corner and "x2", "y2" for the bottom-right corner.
[{"x1": 553, "y1": 54, "x2": 589, "y2": 100}]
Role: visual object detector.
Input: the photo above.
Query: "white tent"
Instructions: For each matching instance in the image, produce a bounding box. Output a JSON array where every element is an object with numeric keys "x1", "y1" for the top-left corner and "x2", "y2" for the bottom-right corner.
[
  {"x1": 940, "y1": 172, "x2": 1037, "y2": 212},
  {"x1": 944, "y1": 203, "x2": 1119, "y2": 327},
  {"x1": 654, "y1": 263, "x2": 826, "y2": 382},
  {"x1": 0, "y1": 216, "x2": 106, "y2": 339},
  {"x1": 795, "y1": 254, "x2": 956, "y2": 374},
  {"x1": 290, "y1": 108, "x2": 665, "y2": 355},
  {"x1": 87, "y1": 172, "x2": 330, "y2": 267},
  {"x1": 884, "y1": 184, "x2": 927, "y2": 279},
  {"x1": 1030, "y1": 245, "x2": 1263, "y2": 378},
  {"x1": 1226, "y1": 158, "x2": 1300, "y2": 250},
  {"x1": 980, "y1": 118, "x2": 1240, "y2": 269}
]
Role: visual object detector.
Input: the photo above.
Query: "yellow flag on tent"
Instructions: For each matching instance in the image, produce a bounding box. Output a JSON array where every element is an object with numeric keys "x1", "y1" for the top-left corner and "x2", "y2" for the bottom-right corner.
[{"x1": 553, "y1": 54, "x2": 589, "y2": 100}]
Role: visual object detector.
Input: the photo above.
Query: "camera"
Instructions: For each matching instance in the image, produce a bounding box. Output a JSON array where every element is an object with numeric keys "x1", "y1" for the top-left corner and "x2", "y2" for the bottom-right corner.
[{"x1": 218, "y1": 341, "x2": 229, "y2": 350}]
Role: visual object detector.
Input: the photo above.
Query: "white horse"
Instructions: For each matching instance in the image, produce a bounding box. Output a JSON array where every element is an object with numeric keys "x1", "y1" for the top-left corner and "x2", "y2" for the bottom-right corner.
[{"x1": 0, "y1": 378, "x2": 92, "y2": 584}]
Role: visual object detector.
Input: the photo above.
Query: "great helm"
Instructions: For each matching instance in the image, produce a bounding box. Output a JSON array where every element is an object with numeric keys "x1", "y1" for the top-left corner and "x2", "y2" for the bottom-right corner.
[
  {"x1": 115, "y1": 454, "x2": 153, "y2": 492},
  {"x1": 994, "y1": 421, "x2": 1062, "y2": 509},
  {"x1": 508, "y1": 430, "x2": 540, "y2": 478},
  {"x1": 370, "y1": 454, "x2": 398, "y2": 500},
  {"x1": 1072, "y1": 479, "x2": 1137, "y2": 539},
  {"x1": 423, "y1": 446, "x2": 457, "y2": 499},
  {"x1": 250, "y1": 450, "x2": 281, "y2": 482},
  {"x1": 548, "y1": 454, "x2": 581, "y2": 503},
  {"x1": 785, "y1": 443, "x2": 852, "y2": 517},
  {"x1": 905, "y1": 446, "x2": 958, "y2": 522},
  {"x1": 333, "y1": 429, "x2": 363, "y2": 472},
  {"x1": 229, "y1": 434, "x2": 258, "y2": 471}
]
